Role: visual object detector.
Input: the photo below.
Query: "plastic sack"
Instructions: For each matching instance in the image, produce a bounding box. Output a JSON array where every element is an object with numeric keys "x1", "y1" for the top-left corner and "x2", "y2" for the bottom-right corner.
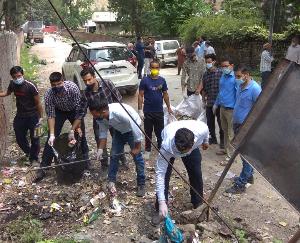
[
  {"x1": 163, "y1": 105, "x2": 177, "y2": 126},
  {"x1": 175, "y1": 94, "x2": 206, "y2": 121},
  {"x1": 163, "y1": 214, "x2": 184, "y2": 243}
]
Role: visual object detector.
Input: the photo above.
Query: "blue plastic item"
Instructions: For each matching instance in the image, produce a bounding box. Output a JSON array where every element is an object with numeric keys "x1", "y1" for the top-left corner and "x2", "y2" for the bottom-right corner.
[{"x1": 163, "y1": 214, "x2": 184, "y2": 243}]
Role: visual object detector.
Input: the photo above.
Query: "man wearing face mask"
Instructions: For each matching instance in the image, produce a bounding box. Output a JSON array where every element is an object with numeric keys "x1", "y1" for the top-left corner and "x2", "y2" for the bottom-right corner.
[
  {"x1": 181, "y1": 47, "x2": 206, "y2": 98},
  {"x1": 34, "y1": 72, "x2": 89, "y2": 182},
  {"x1": 213, "y1": 57, "x2": 236, "y2": 164},
  {"x1": 225, "y1": 66, "x2": 261, "y2": 194},
  {"x1": 285, "y1": 36, "x2": 300, "y2": 64},
  {"x1": 0, "y1": 66, "x2": 43, "y2": 166},
  {"x1": 260, "y1": 43, "x2": 274, "y2": 89},
  {"x1": 72, "y1": 67, "x2": 124, "y2": 169},
  {"x1": 202, "y1": 54, "x2": 224, "y2": 147},
  {"x1": 153, "y1": 120, "x2": 209, "y2": 224},
  {"x1": 138, "y1": 60, "x2": 173, "y2": 160}
]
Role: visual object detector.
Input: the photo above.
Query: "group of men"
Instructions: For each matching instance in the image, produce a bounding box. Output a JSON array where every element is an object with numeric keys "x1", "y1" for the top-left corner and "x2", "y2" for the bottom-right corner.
[{"x1": 1, "y1": 35, "x2": 265, "y2": 222}]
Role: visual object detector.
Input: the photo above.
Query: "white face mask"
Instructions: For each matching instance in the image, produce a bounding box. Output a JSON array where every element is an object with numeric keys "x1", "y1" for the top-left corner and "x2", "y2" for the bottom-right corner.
[{"x1": 13, "y1": 77, "x2": 25, "y2": 85}]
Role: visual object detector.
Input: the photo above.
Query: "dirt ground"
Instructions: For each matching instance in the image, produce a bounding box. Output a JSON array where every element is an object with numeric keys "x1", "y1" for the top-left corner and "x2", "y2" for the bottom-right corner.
[{"x1": 0, "y1": 35, "x2": 299, "y2": 243}]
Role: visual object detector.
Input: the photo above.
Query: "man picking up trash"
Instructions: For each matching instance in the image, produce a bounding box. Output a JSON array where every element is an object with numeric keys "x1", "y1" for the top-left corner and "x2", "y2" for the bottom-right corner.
[
  {"x1": 153, "y1": 120, "x2": 209, "y2": 223},
  {"x1": 89, "y1": 98, "x2": 146, "y2": 197}
]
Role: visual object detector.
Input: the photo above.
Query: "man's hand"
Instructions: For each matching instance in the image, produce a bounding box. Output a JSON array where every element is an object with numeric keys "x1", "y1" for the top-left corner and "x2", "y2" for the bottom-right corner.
[
  {"x1": 168, "y1": 107, "x2": 173, "y2": 114},
  {"x1": 96, "y1": 148, "x2": 103, "y2": 160},
  {"x1": 195, "y1": 89, "x2": 201, "y2": 95},
  {"x1": 159, "y1": 201, "x2": 168, "y2": 218},
  {"x1": 138, "y1": 110, "x2": 144, "y2": 120},
  {"x1": 202, "y1": 143, "x2": 209, "y2": 150},
  {"x1": 37, "y1": 117, "x2": 43, "y2": 127},
  {"x1": 130, "y1": 147, "x2": 140, "y2": 156},
  {"x1": 212, "y1": 104, "x2": 218, "y2": 115},
  {"x1": 48, "y1": 134, "x2": 55, "y2": 146},
  {"x1": 68, "y1": 129, "x2": 75, "y2": 141}
]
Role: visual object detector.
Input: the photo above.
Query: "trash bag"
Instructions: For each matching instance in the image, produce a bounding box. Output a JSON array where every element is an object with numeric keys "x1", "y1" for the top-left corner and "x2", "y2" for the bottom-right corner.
[
  {"x1": 162, "y1": 214, "x2": 184, "y2": 243},
  {"x1": 163, "y1": 105, "x2": 177, "y2": 126},
  {"x1": 53, "y1": 133, "x2": 88, "y2": 184},
  {"x1": 175, "y1": 94, "x2": 206, "y2": 121}
]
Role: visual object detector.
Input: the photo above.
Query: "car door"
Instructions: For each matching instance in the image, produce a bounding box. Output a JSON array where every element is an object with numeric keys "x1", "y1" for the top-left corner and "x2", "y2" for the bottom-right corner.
[{"x1": 63, "y1": 47, "x2": 79, "y2": 80}]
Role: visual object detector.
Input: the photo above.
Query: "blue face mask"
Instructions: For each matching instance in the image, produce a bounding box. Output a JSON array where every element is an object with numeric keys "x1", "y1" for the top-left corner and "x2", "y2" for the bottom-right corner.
[
  {"x1": 236, "y1": 79, "x2": 243, "y2": 86},
  {"x1": 13, "y1": 77, "x2": 25, "y2": 85},
  {"x1": 206, "y1": 63, "x2": 213, "y2": 69},
  {"x1": 222, "y1": 68, "x2": 231, "y2": 75}
]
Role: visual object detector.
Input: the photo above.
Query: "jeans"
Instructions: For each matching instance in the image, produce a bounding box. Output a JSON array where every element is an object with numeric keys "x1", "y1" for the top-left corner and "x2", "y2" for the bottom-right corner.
[
  {"x1": 144, "y1": 112, "x2": 164, "y2": 152},
  {"x1": 261, "y1": 71, "x2": 271, "y2": 90},
  {"x1": 41, "y1": 109, "x2": 89, "y2": 167},
  {"x1": 233, "y1": 124, "x2": 253, "y2": 187},
  {"x1": 13, "y1": 115, "x2": 40, "y2": 161},
  {"x1": 108, "y1": 130, "x2": 145, "y2": 186},
  {"x1": 206, "y1": 106, "x2": 224, "y2": 143},
  {"x1": 137, "y1": 57, "x2": 144, "y2": 78},
  {"x1": 155, "y1": 148, "x2": 203, "y2": 209}
]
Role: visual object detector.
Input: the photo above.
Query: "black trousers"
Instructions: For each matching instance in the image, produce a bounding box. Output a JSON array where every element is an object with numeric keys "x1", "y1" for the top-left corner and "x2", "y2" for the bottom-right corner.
[
  {"x1": 137, "y1": 57, "x2": 144, "y2": 78},
  {"x1": 261, "y1": 71, "x2": 271, "y2": 90},
  {"x1": 41, "y1": 109, "x2": 89, "y2": 167},
  {"x1": 156, "y1": 148, "x2": 203, "y2": 209},
  {"x1": 144, "y1": 112, "x2": 164, "y2": 152},
  {"x1": 206, "y1": 106, "x2": 224, "y2": 143},
  {"x1": 13, "y1": 115, "x2": 40, "y2": 161}
]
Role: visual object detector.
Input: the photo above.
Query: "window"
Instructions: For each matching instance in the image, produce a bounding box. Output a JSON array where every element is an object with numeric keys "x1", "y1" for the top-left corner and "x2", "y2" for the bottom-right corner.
[
  {"x1": 68, "y1": 48, "x2": 79, "y2": 62},
  {"x1": 89, "y1": 47, "x2": 131, "y2": 62},
  {"x1": 163, "y1": 41, "x2": 179, "y2": 51}
]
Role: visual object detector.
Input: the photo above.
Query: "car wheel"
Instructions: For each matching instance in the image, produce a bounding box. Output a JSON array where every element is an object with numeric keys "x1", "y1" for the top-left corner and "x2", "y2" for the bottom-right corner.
[
  {"x1": 127, "y1": 87, "x2": 138, "y2": 96},
  {"x1": 160, "y1": 61, "x2": 166, "y2": 68}
]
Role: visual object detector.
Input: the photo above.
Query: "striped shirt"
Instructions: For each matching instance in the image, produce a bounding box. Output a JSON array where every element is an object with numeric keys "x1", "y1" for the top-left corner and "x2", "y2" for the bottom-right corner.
[
  {"x1": 44, "y1": 81, "x2": 81, "y2": 118},
  {"x1": 260, "y1": 50, "x2": 273, "y2": 72}
]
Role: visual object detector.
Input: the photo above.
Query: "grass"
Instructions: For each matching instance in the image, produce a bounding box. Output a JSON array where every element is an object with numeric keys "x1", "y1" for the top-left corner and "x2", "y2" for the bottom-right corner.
[{"x1": 20, "y1": 44, "x2": 40, "y2": 84}]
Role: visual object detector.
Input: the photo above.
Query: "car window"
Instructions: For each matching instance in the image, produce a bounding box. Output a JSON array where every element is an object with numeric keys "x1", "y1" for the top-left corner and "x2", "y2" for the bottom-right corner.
[
  {"x1": 162, "y1": 41, "x2": 179, "y2": 51},
  {"x1": 156, "y1": 43, "x2": 162, "y2": 52},
  {"x1": 89, "y1": 47, "x2": 131, "y2": 62},
  {"x1": 68, "y1": 48, "x2": 79, "y2": 62}
]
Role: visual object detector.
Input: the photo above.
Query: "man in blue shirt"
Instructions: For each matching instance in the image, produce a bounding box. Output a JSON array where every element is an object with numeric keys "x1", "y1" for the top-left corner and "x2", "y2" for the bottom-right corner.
[
  {"x1": 138, "y1": 60, "x2": 173, "y2": 160},
  {"x1": 135, "y1": 37, "x2": 145, "y2": 79},
  {"x1": 213, "y1": 58, "x2": 236, "y2": 162},
  {"x1": 226, "y1": 66, "x2": 261, "y2": 194}
]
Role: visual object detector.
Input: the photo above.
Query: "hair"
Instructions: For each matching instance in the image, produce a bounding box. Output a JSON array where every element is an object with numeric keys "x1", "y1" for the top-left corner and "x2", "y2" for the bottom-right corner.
[
  {"x1": 10, "y1": 66, "x2": 24, "y2": 76},
  {"x1": 150, "y1": 59, "x2": 160, "y2": 67},
  {"x1": 205, "y1": 53, "x2": 216, "y2": 61},
  {"x1": 88, "y1": 96, "x2": 109, "y2": 112},
  {"x1": 202, "y1": 36, "x2": 207, "y2": 41},
  {"x1": 236, "y1": 65, "x2": 251, "y2": 74},
  {"x1": 292, "y1": 35, "x2": 299, "y2": 43},
  {"x1": 220, "y1": 56, "x2": 234, "y2": 65},
  {"x1": 80, "y1": 67, "x2": 95, "y2": 77},
  {"x1": 49, "y1": 72, "x2": 63, "y2": 83},
  {"x1": 175, "y1": 128, "x2": 195, "y2": 151},
  {"x1": 192, "y1": 41, "x2": 199, "y2": 47},
  {"x1": 205, "y1": 41, "x2": 211, "y2": 46},
  {"x1": 185, "y1": 46, "x2": 195, "y2": 54},
  {"x1": 137, "y1": 36, "x2": 142, "y2": 41}
]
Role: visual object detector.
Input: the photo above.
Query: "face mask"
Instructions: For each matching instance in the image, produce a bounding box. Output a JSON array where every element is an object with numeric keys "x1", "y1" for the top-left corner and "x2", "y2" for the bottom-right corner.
[
  {"x1": 150, "y1": 69, "x2": 159, "y2": 76},
  {"x1": 86, "y1": 83, "x2": 95, "y2": 90},
  {"x1": 222, "y1": 68, "x2": 231, "y2": 75},
  {"x1": 236, "y1": 79, "x2": 243, "y2": 86},
  {"x1": 52, "y1": 86, "x2": 64, "y2": 94},
  {"x1": 13, "y1": 77, "x2": 24, "y2": 85},
  {"x1": 206, "y1": 63, "x2": 213, "y2": 69}
]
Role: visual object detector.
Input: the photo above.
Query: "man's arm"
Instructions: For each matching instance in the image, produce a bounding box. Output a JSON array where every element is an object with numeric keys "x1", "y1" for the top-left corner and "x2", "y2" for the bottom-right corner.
[
  {"x1": 0, "y1": 90, "x2": 11, "y2": 97},
  {"x1": 138, "y1": 90, "x2": 144, "y2": 111},
  {"x1": 163, "y1": 91, "x2": 173, "y2": 113},
  {"x1": 33, "y1": 95, "x2": 43, "y2": 119},
  {"x1": 72, "y1": 95, "x2": 88, "y2": 130},
  {"x1": 48, "y1": 118, "x2": 55, "y2": 135},
  {"x1": 97, "y1": 138, "x2": 107, "y2": 149},
  {"x1": 195, "y1": 60, "x2": 206, "y2": 94}
]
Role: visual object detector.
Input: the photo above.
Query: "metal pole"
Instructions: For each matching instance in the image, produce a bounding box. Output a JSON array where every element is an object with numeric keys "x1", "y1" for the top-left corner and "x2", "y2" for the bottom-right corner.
[{"x1": 268, "y1": 0, "x2": 277, "y2": 45}]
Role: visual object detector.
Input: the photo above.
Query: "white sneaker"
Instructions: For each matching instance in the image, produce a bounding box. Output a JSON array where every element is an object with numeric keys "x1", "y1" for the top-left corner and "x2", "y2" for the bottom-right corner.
[
  {"x1": 108, "y1": 182, "x2": 117, "y2": 195},
  {"x1": 144, "y1": 151, "x2": 150, "y2": 160}
]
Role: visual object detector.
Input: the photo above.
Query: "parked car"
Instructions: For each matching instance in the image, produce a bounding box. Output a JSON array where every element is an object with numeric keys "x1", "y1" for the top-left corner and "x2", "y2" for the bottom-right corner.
[
  {"x1": 155, "y1": 40, "x2": 180, "y2": 67},
  {"x1": 62, "y1": 42, "x2": 139, "y2": 95}
]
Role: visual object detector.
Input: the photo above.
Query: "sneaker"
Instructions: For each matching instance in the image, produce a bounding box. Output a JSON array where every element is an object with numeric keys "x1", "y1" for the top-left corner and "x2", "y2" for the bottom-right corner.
[
  {"x1": 107, "y1": 182, "x2": 117, "y2": 196},
  {"x1": 233, "y1": 175, "x2": 254, "y2": 184},
  {"x1": 30, "y1": 160, "x2": 40, "y2": 168},
  {"x1": 216, "y1": 150, "x2": 226, "y2": 156},
  {"x1": 151, "y1": 212, "x2": 162, "y2": 226},
  {"x1": 33, "y1": 169, "x2": 46, "y2": 183},
  {"x1": 225, "y1": 184, "x2": 246, "y2": 194},
  {"x1": 136, "y1": 185, "x2": 145, "y2": 197},
  {"x1": 193, "y1": 202, "x2": 203, "y2": 209},
  {"x1": 219, "y1": 144, "x2": 225, "y2": 149},
  {"x1": 209, "y1": 138, "x2": 218, "y2": 145},
  {"x1": 144, "y1": 151, "x2": 150, "y2": 160}
]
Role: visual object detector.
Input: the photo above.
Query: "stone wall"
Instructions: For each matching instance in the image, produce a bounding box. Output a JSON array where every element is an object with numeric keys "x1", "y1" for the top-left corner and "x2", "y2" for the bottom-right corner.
[{"x1": 0, "y1": 31, "x2": 23, "y2": 160}]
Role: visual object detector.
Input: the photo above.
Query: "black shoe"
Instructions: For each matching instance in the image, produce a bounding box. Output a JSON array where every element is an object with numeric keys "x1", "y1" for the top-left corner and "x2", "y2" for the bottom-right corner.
[
  {"x1": 193, "y1": 202, "x2": 203, "y2": 209},
  {"x1": 225, "y1": 184, "x2": 246, "y2": 194},
  {"x1": 219, "y1": 143, "x2": 225, "y2": 149},
  {"x1": 33, "y1": 169, "x2": 46, "y2": 183},
  {"x1": 136, "y1": 185, "x2": 145, "y2": 197},
  {"x1": 209, "y1": 138, "x2": 218, "y2": 145},
  {"x1": 233, "y1": 175, "x2": 254, "y2": 184}
]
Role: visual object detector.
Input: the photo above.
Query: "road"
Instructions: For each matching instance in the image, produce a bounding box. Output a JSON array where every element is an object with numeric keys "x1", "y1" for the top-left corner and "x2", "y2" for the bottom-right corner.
[{"x1": 19, "y1": 35, "x2": 300, "y2": 241}]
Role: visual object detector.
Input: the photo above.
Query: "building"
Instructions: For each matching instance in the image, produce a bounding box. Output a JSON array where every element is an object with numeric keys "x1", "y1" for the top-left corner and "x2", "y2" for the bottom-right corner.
[{"x1": 92, "y1": 11, "x2": 119, "y2": 33}]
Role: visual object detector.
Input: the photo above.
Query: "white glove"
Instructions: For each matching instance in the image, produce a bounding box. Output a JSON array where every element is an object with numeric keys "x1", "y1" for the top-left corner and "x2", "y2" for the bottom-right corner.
[
  {"x1": 212, "y1": 104, "x2": 218, "y2": 115},
  {"x1": 138, "y1": 110, "x2": 144, "y2": 120},
  {"x1": 48, "y1": 134, "x2": 55, "y2": 146},
  {"x1": 159, "y1": 201, "x2": 168, "y2": 218},
  {"x1": 68, "y1": 129, "x2": 75, "y2": 141},
  {"x1": 97, "y1": 148, "x2": 103, "y2": 160}
]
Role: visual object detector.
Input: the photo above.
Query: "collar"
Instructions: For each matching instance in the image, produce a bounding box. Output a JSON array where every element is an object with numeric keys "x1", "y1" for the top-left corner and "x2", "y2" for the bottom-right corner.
[{"x1": 241, "y1": 80, "x2": 254, "y2": 90}]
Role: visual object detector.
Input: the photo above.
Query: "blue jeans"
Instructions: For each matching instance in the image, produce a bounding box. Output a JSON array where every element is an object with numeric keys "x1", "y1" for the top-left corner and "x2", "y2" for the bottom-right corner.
[
  {"x1": 233, "y1": 124, "x2": 254, "y2": 187},
  {"x1": 108, "y1": 130, "x2": 145, "y2": 186}
]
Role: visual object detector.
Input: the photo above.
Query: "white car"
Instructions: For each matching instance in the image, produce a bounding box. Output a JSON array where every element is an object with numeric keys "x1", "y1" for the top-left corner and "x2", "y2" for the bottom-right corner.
[
  {"x1": 155, "y1": 40, "x2": 180, "y2": 67},
  {"x1": 62, "y1": 42, "x2": 139, "y2": 95}
]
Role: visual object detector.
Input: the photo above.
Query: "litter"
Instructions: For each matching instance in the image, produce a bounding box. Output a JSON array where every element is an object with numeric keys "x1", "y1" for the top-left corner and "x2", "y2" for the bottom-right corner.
[
  {"x1": 216, "y1": 170, "x2": 236, "y2": 179},
  {"x1": 50, "y1": 203, "x2": 63, "y2": 212}
]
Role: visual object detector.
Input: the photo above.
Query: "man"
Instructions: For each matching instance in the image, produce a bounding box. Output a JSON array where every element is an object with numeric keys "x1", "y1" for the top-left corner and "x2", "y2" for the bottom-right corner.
[
  {"x1": 89, "y1": 99, "x2": 145, "y2": 197},
  {"x1": 0, "y1": 66, "x2": 43, "y2": 165},
  {"x1": 225, "y1": 66, "x2": 261, "y2": 194},
  {"x1": 144, "y1": 37, "x2": 156, "y2": 77},
  {"x1": 195, "y1": 36, "x2": 206, "y2": 59},
  {"x1": 202, "y1": 54, "x2": 224, "y2": 148},
  {"x1": 155, "y1": 120, "x2": 209, "y2": 219},
  {"x1": 72, "y1": 67, "x2": 124, "y2": 169},
  {"x1": 176, "y1": 44, "x2": 186, "y2": 75},
  {"x1": 138, "y1": 60, "x2": 173, "y2": 160},
  {"x1": 285, "y1": 36, "x2": 300, "y2": 64},
  {"x1": 205, "y1": 41, "x2": 215, "y2": 55},
  {"x1": 35, "y1": 72, "x2": 89, "y2": 182},
  {"x1": 135, "y1": 36, "x2": 145, "y2": 79},
  {"x1": 260, "y1": 43, "x2": 274, "y2": 89},
  {"x1": 213, "y1": 58, "x2": 236, "y2": 163},
  {"x1": 181, "y1": 47, "x2": 206, "y2": 97}
]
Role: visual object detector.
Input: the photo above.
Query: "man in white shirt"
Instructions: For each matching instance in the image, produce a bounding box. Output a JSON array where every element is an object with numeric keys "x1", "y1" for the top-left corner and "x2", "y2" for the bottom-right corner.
[
  {"x1": 89, "y1": 98, "x2": 146, "y2": 197},
  {"x1": 205, "y1": 41, "x2": 216, "y2": 55},
  {"x1": 154, "y1": 120, "x2": 209, "y2": 221},
  {"x1": 260, "y1": 43, "x2": 274, "y2": 89},
  {"x1": 286, "y1": 36, "x2": 300, "y2": 64}
]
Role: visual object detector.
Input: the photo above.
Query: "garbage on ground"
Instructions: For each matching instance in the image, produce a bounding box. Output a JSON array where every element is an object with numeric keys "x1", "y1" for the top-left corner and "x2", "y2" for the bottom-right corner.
[
  {"x1": 110, "y1": 198, "x2": 123, "y2": 216},
  {"x1": 1, "y1": 168, "x2": 14, "y2": 177},
  {"x1": 278, "y1": 221, "x2": 287, "y2": 227},
  {"x1": 50, "y1": 203, "x2": 63, "y2": 212},
  {"x1": 90, "y1": 192, "x2": 106, "y2": 207},
  {"x1": 215, "y1": 170, "x2": 236, "y2": 179},
  {"x1": 84, "y1": 207, "x2": 102, "y2": 225},
  {"x1": 160, "y1": 214, "x2": 184, "y2": 243},
  {"x1": 18, "y1": 180, "x2": 26, "y2": 187},
  {"x1": 3, "y1": 179, "x2": 12, "y2": 184}
]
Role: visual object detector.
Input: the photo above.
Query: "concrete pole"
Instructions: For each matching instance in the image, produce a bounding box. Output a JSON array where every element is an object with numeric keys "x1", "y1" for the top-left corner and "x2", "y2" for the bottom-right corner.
[{"x1": 268, "y1": 0, "x2": 277, "y2": 45}]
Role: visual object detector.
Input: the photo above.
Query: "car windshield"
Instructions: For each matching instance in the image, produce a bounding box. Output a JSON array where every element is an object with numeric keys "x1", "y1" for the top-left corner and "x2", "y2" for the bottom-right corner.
[
  {"x1": 89, "y1": 47, "x2": 132, "y2": 62},
  {"x1": 162, "y1": 41, "x2": 179, "y2": 50}
]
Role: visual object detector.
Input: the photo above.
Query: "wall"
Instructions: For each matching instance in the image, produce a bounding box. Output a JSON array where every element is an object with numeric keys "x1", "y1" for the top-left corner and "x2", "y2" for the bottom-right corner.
[{"x1": 0, "y1": 31, "x2": 23, "y2": 160}]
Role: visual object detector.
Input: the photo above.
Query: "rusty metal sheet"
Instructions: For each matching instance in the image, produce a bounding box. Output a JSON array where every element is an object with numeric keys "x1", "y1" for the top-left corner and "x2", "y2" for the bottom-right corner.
[{"x1": 232, "y1": 59, "x2": 300, "y2": 212}]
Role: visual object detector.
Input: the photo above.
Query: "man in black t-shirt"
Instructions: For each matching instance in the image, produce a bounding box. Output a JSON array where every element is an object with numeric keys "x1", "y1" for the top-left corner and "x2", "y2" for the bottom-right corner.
[{"x1": 0, "y1": 66, "x2": 43, "y2": 165}]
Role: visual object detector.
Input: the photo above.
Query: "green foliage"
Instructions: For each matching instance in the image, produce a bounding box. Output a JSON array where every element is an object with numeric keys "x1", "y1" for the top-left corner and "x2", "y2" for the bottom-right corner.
[
  {"x1": 20, "y1": 44, "x2": 40, "y2": 84},
  {"x1": 235, "y1": 229, "x2": 248, "y2": 243},
  {"x1": 222, "y1": 0, "x2": 263, "y2": 20},
  {"x1": 7, "y1": 214, "x2": 43, "y2": 243}
]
